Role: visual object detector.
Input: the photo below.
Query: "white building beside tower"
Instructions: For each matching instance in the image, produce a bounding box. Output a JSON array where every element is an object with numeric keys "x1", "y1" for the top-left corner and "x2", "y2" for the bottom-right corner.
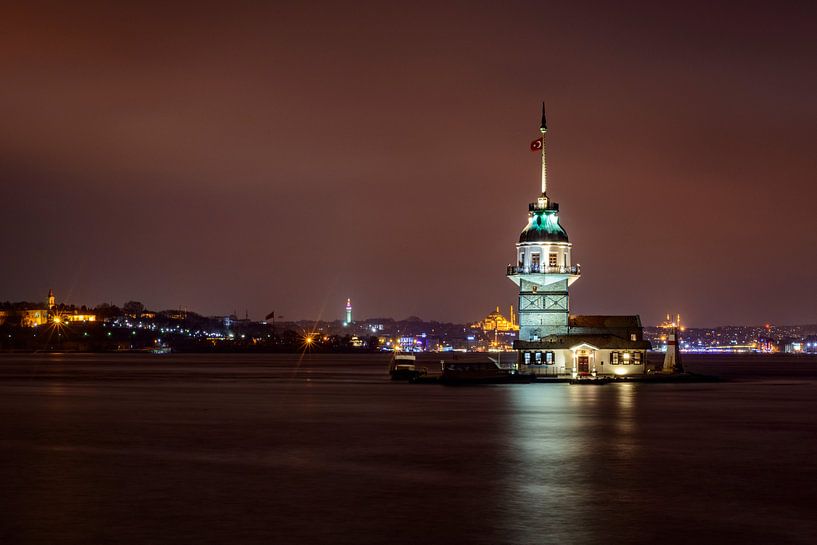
[{"x1": 507, "y1": 106, "x2": 650, "y2": 377}]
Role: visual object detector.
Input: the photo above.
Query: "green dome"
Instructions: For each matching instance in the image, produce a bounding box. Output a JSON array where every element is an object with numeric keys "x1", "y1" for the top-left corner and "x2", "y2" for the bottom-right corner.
[{"x1": 519, "y1": 210, "x2": 569, "y2": 243}]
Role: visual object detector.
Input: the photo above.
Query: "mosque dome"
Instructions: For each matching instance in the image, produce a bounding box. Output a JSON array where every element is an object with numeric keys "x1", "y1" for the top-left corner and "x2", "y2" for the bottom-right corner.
[{"x1": 518, "y1": 209, "x2": 569, "y2": 243}]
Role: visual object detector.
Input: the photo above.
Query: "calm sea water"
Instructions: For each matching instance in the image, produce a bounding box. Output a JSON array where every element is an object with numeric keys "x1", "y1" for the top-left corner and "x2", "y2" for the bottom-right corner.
[{"x1": 1, "y1": 353, "x2": 816, "y2": 545}]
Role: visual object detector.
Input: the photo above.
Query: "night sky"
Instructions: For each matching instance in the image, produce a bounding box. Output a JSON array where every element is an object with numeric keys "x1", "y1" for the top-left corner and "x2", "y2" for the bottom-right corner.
[{"x1": 2, "y1": 2, "x2": 815, "y2": 326}]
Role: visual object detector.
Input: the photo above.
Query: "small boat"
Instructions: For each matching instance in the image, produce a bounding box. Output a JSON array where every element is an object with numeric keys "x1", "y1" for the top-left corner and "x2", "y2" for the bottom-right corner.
[
  {"x1": 569, "y1": 377, "x2": 611, "y2": 385},
  {"x1": 439, "y1": 360, "x2": 533, "y2": 385},
  {"x1": 151, "y1": 345, "x2": 172, "y2": 355},
  {"x1": 388, "y1": 352, "x2": 426, "y2": 381}
]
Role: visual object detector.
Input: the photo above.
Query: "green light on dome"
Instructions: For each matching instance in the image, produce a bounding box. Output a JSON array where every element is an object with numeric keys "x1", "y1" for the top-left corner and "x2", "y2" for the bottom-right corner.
[{"x1": 528, "y1": 210, "x2": 566, "y2": 236}]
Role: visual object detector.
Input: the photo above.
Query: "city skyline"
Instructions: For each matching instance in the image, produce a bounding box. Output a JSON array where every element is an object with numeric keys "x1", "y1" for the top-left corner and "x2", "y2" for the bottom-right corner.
[
  {"x1": 3, "y1": 288, "x2": 815, "y2": 331},
  {"x1": 2, "y1": 2, "x2": 816, "y2": 327}
]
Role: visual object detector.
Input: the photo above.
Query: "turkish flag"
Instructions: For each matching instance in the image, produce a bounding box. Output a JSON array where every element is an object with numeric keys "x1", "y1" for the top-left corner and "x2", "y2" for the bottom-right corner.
[{"x1": 530, "y1": 137, "x2": 542, "y2": 152}]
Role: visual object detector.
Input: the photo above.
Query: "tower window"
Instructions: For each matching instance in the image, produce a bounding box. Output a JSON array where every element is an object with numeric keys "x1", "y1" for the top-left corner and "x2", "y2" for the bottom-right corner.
[
  {"x1": 531, "y1": 253, "x2": 540, "y2": 270},
  {"x1": 549, "y1": 253, "x2": 557, "y2": 267},
  {"x1": 611, "y1": 352, "x2": 619, "y2": 365}
]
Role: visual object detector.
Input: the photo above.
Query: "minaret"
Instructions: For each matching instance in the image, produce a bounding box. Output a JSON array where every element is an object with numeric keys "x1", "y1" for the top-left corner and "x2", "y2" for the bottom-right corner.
[
  {"x1": 345, "y1": 298, "x2": 353, "y2": 324},
  {"x1": 507, "y1": 106, "x2": 580, "y2": 341},
  {"x1": 47, "y1": 289, "x2": 56, "y2": 310}
]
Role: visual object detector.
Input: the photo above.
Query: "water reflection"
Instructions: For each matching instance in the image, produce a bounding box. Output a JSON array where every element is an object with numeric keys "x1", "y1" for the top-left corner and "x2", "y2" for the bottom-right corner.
[
  {"x1": 503, "y1": 384, "x2": 641, "y2": 544},
  {"x1": 2, "y1": 355, "x2": 816, "y2": 545},
  {"x1": 613, "y1": 383, "x2": 636, "y2": 449}
]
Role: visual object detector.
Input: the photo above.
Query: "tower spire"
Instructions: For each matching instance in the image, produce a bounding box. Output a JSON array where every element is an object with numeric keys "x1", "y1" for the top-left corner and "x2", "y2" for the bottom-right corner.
[{"x1": 540, "y1": 102, "x2": 547, "y2": 195}]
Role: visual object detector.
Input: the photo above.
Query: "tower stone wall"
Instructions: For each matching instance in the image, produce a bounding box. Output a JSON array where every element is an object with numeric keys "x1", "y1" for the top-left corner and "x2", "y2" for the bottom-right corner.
[{"x1": 518, "y1": 278, "x2": 569, "y2": 341}]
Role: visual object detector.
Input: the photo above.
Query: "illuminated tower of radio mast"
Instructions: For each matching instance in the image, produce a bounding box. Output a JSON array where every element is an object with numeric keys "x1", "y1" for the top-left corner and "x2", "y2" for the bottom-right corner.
[
  {"x1": 345, "y1": 298, "x2": 353, "y2": 325},
  {"x1": 506, "y1": 105, "x2": 580, "y2": 341}
]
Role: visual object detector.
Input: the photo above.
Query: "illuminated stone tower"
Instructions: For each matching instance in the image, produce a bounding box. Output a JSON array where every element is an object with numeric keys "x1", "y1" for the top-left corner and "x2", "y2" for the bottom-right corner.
[
  {"x1": 345, "y1": 298, "x2": 353, "y2": 325},
  {"x1": 506, "y1": 106, "x2": 580, "y2": 341},
  {"x1": 47, "y1": 288, "x2": 56, "y2": 310}
]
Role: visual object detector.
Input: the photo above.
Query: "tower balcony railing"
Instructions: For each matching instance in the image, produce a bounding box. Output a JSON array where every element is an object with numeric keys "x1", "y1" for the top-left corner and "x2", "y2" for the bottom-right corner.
[{"x1": 506, "y1": 264, "x2": 581, "y2": 276}]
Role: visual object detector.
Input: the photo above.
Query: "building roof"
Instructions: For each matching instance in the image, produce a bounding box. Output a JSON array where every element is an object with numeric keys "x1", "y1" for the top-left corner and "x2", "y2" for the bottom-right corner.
[
  {"x1": 568, "y1": 315, "x2": 645, "y2": 340},
  {"x1": 518, "y1": 209, "x2": 569, "y2": 243},
  {"x1": 569, "y1": 315, "x2": 643, "y2": 329}
]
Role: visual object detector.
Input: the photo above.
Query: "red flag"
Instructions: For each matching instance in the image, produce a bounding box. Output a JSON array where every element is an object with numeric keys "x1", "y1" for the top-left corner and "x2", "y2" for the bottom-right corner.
[{"x1": 530, "y1": 137, "x2": 542, "y2": 152}]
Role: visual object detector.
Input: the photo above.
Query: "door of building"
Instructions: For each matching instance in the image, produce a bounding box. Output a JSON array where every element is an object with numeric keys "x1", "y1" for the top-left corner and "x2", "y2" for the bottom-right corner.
[{"x1": 577, "y1": 355, "x2": 590, "y2": 375}]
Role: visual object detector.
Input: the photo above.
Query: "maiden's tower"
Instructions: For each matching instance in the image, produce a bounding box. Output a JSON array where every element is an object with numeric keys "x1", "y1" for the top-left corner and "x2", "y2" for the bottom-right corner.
[{"x1": 507, "y1": 106, "x2": 651, "y2": 377}]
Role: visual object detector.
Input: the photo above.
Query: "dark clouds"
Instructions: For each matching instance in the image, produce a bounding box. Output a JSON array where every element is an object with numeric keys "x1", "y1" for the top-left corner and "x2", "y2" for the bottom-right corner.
[{"x1": 1, "y1": 1, "x2": 816, "y2": 326}]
